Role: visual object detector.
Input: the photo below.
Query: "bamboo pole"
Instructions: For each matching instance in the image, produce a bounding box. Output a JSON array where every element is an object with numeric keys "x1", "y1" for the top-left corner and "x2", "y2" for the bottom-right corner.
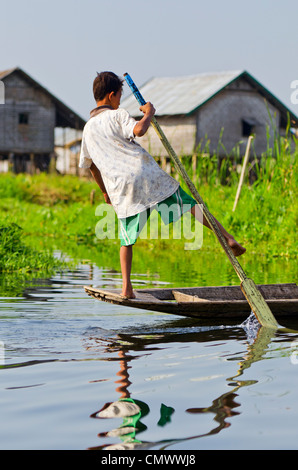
[{"x1": 233, "y1": 136, "x2": 253, "y2": 212}]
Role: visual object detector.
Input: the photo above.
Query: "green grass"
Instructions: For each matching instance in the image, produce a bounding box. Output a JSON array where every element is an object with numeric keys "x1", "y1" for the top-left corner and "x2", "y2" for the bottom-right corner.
[
  {"x1": 0, "y1": 221, "x2": 69, "y2": 274},
  {"x1": 177, "y1": 130, "x2": 297, "y2": 258}
]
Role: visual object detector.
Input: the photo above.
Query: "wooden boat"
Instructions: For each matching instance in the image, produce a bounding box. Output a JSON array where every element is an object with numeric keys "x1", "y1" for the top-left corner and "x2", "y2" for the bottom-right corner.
[{"x1": 84, "y1": 283, "x2": 298, "y2": 320}]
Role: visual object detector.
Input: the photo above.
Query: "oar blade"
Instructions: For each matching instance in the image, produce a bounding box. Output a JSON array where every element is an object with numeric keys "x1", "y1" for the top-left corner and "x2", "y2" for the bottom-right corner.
[{"x1": 241, "y1": 278, "x2": 279, "y2": 329}]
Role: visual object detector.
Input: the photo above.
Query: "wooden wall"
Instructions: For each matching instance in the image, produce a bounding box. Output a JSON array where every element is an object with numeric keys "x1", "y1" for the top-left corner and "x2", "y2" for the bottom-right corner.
[
  {"x1": 0, "y1": 73, "x2": 55, "y2": 155},
  {"x1": 196, "y1": 78, "x2": 280, "y2": 157},
  {"x1": 134, "y1": 115, "x2": 197, "y2": 157}
]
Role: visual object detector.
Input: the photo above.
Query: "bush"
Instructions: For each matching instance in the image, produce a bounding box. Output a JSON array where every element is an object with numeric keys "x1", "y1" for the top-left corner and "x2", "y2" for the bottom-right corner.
[{"x1": 0, "y1": 221, "x2": 68, "y2": 273}]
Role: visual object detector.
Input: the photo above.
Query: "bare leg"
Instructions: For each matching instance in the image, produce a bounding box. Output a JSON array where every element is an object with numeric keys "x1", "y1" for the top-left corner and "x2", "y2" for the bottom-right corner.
[
  {"x1": 191, "y1": 205, "x2": 246, "y2": 257},
  {"x1": 120, "y1": 245, "x2": 136, "y2": 298}
]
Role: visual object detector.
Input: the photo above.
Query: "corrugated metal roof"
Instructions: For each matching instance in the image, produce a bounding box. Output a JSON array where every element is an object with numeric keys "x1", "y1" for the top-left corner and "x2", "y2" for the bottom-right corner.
[{"x1": 121, "y1": 70, "x2": 243, "y2": 117}]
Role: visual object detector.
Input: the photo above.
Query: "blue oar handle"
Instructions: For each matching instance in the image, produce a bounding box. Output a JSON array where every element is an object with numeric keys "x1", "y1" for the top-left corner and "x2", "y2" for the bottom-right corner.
[{"x1": 123, "y1": 73, "x2": 147, "y2": 107}]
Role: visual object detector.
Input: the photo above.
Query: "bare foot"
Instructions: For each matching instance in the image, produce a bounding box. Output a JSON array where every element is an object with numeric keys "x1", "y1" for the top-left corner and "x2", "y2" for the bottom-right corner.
[
  {"x1": 226, "y1": 237, "x2": 246, "y2": 257},
  {"x1": 121, "y1": 288, "x2": 136, "y2": 299}
]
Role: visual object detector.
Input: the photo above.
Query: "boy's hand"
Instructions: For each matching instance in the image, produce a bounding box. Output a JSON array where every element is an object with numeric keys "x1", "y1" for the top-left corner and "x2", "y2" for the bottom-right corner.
[
  {"x1": 139, "y1": 102, "x2": 155, "y2": 117},
  {"x1": 134, "y1": 102, "x2": 156, "y2": 137}
]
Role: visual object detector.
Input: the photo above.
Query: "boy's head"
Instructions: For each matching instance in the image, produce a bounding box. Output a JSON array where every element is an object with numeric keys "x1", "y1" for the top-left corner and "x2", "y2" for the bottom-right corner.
[{"x1": 93, "y1": 71, "x2": 123, "y2": 103}]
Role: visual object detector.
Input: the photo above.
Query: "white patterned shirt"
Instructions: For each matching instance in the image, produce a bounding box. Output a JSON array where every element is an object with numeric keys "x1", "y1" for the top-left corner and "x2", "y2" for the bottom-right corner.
[{"x1": 79, "y1": 107, "x2": 179, "y2": 218}]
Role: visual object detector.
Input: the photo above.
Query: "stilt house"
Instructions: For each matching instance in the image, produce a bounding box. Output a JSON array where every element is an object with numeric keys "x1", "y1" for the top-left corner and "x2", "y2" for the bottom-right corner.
[{"x1": 0, "y1": 67, "x2": 85, "y2": 173}]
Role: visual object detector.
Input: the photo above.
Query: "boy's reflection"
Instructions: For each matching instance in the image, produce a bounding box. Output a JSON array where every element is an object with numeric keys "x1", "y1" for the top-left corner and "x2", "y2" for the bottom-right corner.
[
  {"x1": 89, "y1": 349, "x2": 175, "y2": 450},
  {"x1": 88, "y1": 325, "x2": 276, "y2": 450}
]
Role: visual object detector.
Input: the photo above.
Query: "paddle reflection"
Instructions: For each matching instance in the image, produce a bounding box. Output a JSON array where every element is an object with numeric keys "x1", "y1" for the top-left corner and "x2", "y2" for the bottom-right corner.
[{"x1": 87, "y1": 322, "x2": 276, "y2": 450}]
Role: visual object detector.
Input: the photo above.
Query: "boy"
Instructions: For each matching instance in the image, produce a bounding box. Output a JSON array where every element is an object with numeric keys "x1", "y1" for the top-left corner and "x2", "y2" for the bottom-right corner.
[{"x1": 79, "y1": 71, "x2": 245, "y2": 299}]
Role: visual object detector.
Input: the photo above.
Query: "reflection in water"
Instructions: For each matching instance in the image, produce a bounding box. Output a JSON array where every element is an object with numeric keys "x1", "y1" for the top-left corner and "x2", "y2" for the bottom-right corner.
[
  {"x1": 89, "y1": 348, "x2": 174, "y2": 450},
  {"x1": 90, "y1": 350, "x2": 150, "y2": 449},
  {"x1": 87, "y1": 319, "x2": 278, "y2": 450}
]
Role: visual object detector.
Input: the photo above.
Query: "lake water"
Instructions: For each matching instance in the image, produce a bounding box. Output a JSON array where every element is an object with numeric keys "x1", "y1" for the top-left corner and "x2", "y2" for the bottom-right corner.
[{"x1": 0, "y1": 256, "x2": 298, "y2": 451}]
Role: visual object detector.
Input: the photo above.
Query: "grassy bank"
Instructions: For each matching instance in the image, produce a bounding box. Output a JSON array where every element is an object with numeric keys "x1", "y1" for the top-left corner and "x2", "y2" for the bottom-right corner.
[
  {"x1": 0, "y1": 133, "x2": 297, "y2": 283},
  {"x1": 0, "y1": 221, "x2": 69, "y2": 274}
]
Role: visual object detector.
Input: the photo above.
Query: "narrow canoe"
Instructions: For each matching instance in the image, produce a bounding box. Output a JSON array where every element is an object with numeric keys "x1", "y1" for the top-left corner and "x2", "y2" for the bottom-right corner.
[{"x1": 84, "y1": 283, "x2": 298, "y2": 320}]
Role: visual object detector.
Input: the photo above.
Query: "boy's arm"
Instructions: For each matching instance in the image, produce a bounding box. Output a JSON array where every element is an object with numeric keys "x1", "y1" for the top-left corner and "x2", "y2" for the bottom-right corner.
[
  {"x1": 90, "y1": 162, "x2": 111, "y2": 204},
  {"x1": 133, "y1": 102, "x2": 155, "y2": 137}
]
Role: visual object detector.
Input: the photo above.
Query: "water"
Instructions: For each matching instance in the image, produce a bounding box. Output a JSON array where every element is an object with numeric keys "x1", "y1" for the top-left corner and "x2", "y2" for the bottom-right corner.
[{"x1": 0, "y1": 262, "x2": 298, "y2": 450}]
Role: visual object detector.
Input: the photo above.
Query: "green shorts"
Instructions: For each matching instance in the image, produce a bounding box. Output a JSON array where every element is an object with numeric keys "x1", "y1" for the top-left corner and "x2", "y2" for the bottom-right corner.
[{"x1": 119, "y1": 186, "x2": 196, "y2": 246}]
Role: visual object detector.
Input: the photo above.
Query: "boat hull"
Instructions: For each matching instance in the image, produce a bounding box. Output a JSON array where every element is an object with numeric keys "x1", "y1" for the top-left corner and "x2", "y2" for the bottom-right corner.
[{"x1": 83, "y1": 283, "x2": 298, "y2": 320}]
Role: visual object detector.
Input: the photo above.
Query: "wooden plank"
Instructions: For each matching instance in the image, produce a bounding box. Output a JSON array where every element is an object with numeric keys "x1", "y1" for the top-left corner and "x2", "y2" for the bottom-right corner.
[{"x1": 173, "y1": 291, "x2": 211, "y2": 303}]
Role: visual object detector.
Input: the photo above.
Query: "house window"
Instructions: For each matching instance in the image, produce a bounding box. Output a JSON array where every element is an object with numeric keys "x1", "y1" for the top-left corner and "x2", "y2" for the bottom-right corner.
[
  {"x1": 242, "y1": 119, "x2": 255, "y2": 137},
  {"x1": 19, "y1": 113, "x2": 29, "y2": 125}
]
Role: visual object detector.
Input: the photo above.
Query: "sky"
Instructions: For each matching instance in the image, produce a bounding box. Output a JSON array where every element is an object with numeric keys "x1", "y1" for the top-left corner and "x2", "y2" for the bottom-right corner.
[{"x1": 1, "y1": 0, "x2": 298, "y2": 120}]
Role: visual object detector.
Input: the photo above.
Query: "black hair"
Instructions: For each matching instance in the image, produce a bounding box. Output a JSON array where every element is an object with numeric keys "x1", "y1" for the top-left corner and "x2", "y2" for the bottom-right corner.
[{"x1": 93, "y1": 71, "x2": 123, "y2": 101}]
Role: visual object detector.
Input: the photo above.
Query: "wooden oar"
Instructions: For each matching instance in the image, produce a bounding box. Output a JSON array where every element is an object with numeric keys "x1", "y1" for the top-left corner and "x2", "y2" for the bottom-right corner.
[{"x1": 123, "y1": 73, "x2": 279, "y2": 329}]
